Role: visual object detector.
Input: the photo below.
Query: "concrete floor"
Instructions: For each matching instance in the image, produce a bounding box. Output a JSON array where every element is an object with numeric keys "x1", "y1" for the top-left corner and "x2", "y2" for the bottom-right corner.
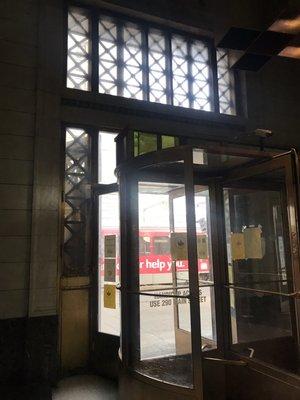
[{"x1": 52, "y1": 375, "x2": 118, "y2": 400}]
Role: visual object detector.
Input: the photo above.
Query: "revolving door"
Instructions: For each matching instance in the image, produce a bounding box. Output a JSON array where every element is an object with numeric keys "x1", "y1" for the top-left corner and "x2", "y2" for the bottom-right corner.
[{"x1": 116, "y1": 143, "x2": 300, "y2": 400}]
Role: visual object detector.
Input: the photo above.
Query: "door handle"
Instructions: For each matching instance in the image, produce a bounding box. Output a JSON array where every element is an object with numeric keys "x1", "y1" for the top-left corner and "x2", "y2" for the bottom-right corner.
[{"x1": 203, "y1": 357, "x2": 247, "y2": 366}]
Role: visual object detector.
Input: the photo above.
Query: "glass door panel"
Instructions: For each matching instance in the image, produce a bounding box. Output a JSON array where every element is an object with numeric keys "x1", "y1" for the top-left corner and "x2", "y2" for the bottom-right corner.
[
  {"x1": 132, "y1": 178, "x2": 218, "y2": 387},
  {"x1": 133, "y1": 180, "x2": 193, "y2": 387},
  {"x1": 98, "y1": 191, "x2": 120, "y2": 335},
  {"x1": 169, "y1": 187, "x2": 191, "y2": 357},
  {"x1": 194, "y1": 186, "x2": 217, "y2": 351},
  {"x1": 222, "y1": 156, "x2": 300, "y2": 374}
]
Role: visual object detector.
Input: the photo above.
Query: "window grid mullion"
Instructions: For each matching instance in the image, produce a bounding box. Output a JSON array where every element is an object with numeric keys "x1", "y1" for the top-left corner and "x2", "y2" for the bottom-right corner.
[
  {"x1": 117, "y1": 22, "x2": 124, "y2": 97},
  {"x1": 91, "y1": 9, "x2": 99, "y2": 93},
  {"x1": 142, "y1": 26, "x2": 150, "y2": 102},
  {"x1": 165, "y1": 31, "x2": 174, "y2": 106},
  {"x1": 210, "y1": 45, "x2": 220, "y2": 113},
  {"x1": 187, "y1": 40, "x2": 193, "y2": 109}
]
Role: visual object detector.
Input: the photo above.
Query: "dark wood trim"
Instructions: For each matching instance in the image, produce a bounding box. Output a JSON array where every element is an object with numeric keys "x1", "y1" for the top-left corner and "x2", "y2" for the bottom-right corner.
[
  {"x1": 63, "y1": 0, "x2": 69, "y2": 89},
  {"x1": 209, "y1": 182, "x2": 229, "y2": 355},
  {"x1": 90, "y1": 126, "x2": 99, "y2": 363}
]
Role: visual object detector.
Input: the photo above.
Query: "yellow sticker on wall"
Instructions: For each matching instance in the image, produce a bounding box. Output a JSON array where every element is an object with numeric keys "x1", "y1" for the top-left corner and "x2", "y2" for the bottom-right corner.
[
  {"x1": 231, "y1": 233, "x2": 245, "y2": 261},
  {"x1": 171, "y1": 232, "x2": 188, "y2": 260},
  {"x1": 104, "y1": 284, "x2": 116, "y2": 309},
  {"x1": 244, "y1": 227, "x2": 263, "y2": 259}
]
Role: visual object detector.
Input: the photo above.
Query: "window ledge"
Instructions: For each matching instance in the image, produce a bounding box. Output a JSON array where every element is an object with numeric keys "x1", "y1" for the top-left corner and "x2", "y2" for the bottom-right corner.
[{"x1": 62, "y1": 88, "x2": 248, "y2": 134}]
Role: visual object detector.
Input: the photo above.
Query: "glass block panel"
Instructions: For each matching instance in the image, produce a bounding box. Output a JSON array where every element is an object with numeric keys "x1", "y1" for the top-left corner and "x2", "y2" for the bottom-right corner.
[
  {"x1": 67, "y1": 10, "x2": 239, "y2": 116},
  {"x1": 64, "y1": 128, "x2": 91, "y2": 275},
  {"x1": 123, "y1": 23, "x2": 143, "y2": 100},
  {"x1": 67, "y1": 7, "x2": 91, "y2": 91},
  {"x1": 148, "y1": 29, "x2": 167, "y2": 104},
  {"x1": 172, "y1": 35, "x2": 189, "y2": 108},
  {"x1": 191, "y1": 40, "x2": 211, "y2": 111},
  {"x1": 217, "y1": 49, "x2": 236, "y2": 115},
  {"x1": 99, "y1": 17, "x2": 118, "y2": 95}
]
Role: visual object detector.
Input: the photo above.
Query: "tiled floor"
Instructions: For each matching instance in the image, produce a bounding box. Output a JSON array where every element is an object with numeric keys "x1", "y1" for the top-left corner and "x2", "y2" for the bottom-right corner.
[{"x1": 52, "y1": 375, "x2": 118, "y2": 400}]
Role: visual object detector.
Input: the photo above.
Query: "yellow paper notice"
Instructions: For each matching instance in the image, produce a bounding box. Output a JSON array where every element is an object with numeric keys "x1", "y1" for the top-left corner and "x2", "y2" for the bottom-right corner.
[
  {"x1": 231, "y1": 233, "x2": 245, "y2": 260},
  {"x1": 104, "y1": 284, "x2": 116, "y2": 309},
  {"x1": 197, "y1": 235, "x2": 208, "y2": 259},
  {"x1": 104, "y1": 235, "x2": 116, "y2": 258},
  {"x1": 244, "y1": 227, "x2": 263, "y2": 259},
  {"x1": 171, "y1": 232, "x2": 188, "y2": 260}
]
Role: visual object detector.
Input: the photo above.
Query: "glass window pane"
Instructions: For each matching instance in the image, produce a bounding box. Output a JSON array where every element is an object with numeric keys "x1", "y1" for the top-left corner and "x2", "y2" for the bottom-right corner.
[
  {"x1": 134, "y1": 131, "x2": 139, "y2": 157},
  {"x1": 123, "y1": 23, "x2": 143, "y2": 100},
  {"x1": 172, "y1": 192, "x2": 189, "y2": 288},
  {"x1": 191, "y1": 40, "x2": 211, "y2": 111},
  {"x1": 200, "y1": 286, "x2": 217, "y2": 350},
  {"x1": 153, "y1": 236, "x2": 170, "y2": 254},
  {"x1": 217, "y1": 49, "x2": 236, "y2": 115},
  {"x1": 64, "y1": 128, "x2": 91, "y2": 275},
  {"x1": 195, "y1": 186, "x2": 213, "y2": 283},
  {"x1": 148, "y1": 29, "x2": 167, "y2": 104},
  {"x1": 98, "y1": 192, "x2": 120, "y2": 335},
  {"x1": 161, "y1": 135, "x2": 177, "y2": 149},
  {"x1": 172, "y1": 35, "x2": 189, "y2": 108},
  {"x1": 194, "y1": 186, "x2": 217, "y2": 350},
  {"x1": 98, "y1": 131, "x2": 117, "y2": 184},
  {"x1": 137, "y1": 132, "x2": 157, "y2": 155},
  {"x1": 230, "y1": 289, "x2": 293, "y2": 344},
  {"x1": 67, "y1": 7, "x2": 91, "y2": 91},
  {"x1": 99, "y1": 17, "x2": 118, "y2": 95},
  {"x1": 139, "y1": 237, "x2": 151, "y2": 255}
]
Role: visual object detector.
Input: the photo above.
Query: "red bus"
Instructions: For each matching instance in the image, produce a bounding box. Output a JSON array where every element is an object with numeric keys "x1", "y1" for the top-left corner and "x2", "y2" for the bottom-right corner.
[{"x1": 100, "y1": 229, "x2": 210, "y2": 283}]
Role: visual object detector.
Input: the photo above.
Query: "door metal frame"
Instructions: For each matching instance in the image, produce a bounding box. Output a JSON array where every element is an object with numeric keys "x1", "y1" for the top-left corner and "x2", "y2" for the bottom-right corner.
[
  {"x1": 219, "y1": 150, "x2": 300, "y2": 387},
  {"x1": 118, "y1": 146, "x2": 206, "y2": 398},
  {"x1": 116, "y1": 144, "x2": 300, "y2": 397}
]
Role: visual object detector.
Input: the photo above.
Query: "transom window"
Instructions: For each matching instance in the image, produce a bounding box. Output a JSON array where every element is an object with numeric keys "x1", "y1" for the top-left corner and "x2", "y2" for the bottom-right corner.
[{"x1": 67, "y1": 6, "x2": 236, "y2": 115}]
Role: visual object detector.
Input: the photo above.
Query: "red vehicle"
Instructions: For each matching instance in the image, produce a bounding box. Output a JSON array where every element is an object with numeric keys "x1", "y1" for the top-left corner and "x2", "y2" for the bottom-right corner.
[{"x1": 100, "y1": 229, "x2": 210, "y2": 282}]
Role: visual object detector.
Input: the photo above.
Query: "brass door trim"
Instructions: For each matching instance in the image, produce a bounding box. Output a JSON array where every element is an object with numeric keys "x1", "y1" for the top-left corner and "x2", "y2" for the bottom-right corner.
[
  {"x1": 203, "y1": 357, "x2": 247, "y2": 367},
  {"x1": 225, "y1": 284, "x2": 300, "y2": 299}
]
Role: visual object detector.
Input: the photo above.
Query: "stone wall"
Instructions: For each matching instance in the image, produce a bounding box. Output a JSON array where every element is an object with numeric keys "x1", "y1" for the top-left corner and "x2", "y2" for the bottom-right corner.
[
  {"x1": 0, "y1": 0, "x2": 62, "y2": 386},
  {"x1": 0, "y1": 0, "x2": 37, "y2": 385}
]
